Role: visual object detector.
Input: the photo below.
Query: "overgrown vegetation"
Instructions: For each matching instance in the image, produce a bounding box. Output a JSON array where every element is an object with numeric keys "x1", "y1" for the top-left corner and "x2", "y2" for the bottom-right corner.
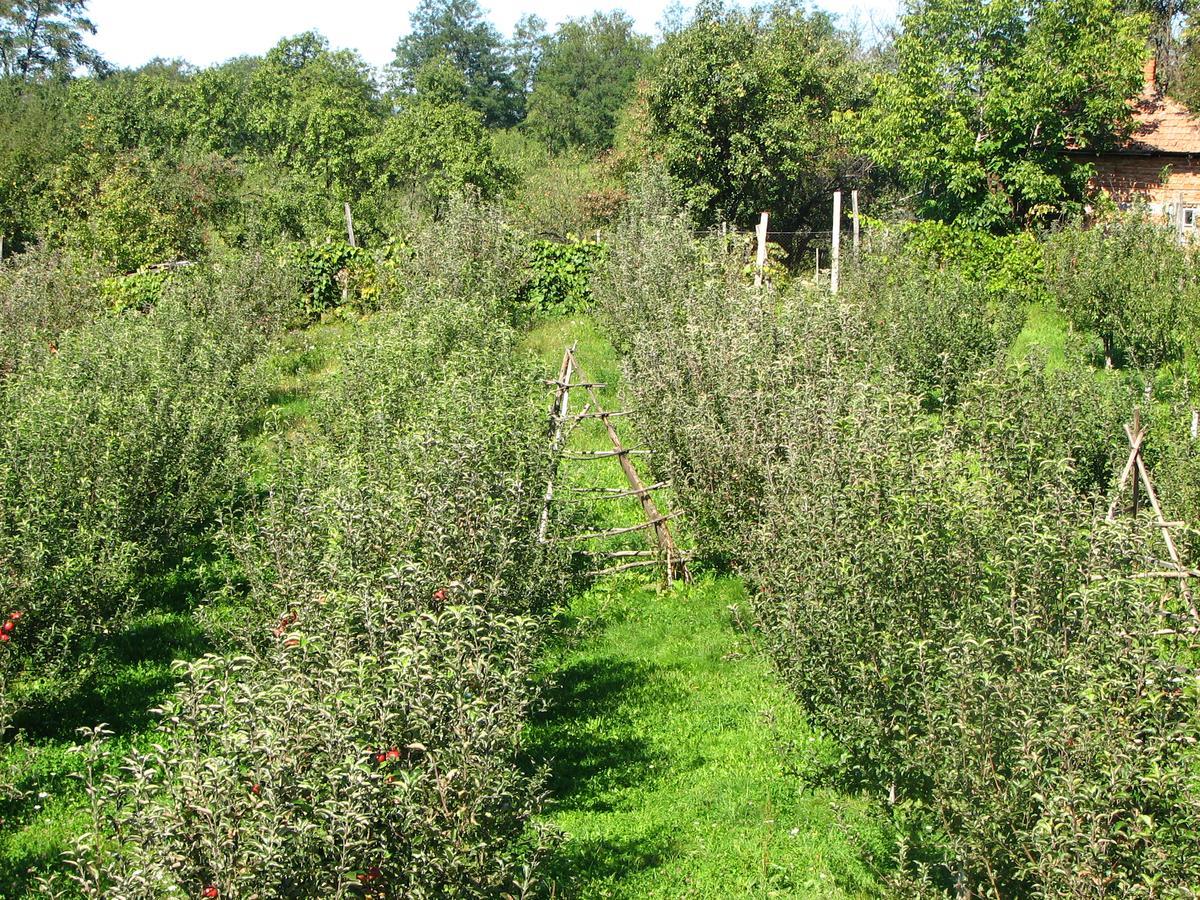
[
  {"x1": 595, "y1": 186, "x2": 1200, "y2": 896},
  {"x1": 5, "y1": 0, "x2": 1200, "y2": 895}
]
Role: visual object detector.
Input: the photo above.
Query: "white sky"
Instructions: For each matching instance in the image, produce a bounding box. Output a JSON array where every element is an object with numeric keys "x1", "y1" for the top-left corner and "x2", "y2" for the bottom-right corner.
[{"x1": 85, "y1": 0, "x2": 900, "y2": 72}]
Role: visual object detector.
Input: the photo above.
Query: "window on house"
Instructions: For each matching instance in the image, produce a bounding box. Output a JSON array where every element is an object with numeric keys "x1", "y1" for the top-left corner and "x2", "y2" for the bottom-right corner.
[{"x1": 1185, "y1": 207, "x2": 1198, "y2": 229}]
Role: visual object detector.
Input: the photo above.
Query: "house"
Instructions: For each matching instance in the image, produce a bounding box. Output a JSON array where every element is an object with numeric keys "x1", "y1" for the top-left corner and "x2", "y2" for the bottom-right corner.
[{"x1": 1085, "y1": 56, "x2": 1200, "y2": 231}]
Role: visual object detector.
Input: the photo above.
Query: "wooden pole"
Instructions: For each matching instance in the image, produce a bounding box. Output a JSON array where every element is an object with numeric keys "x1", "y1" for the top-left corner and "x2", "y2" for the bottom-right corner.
[
  {"x1": 1191, "y1": 409, "x2": 1198, "y2": 440},
  {"x1": 344, "y1": 202, "x2": 357, "y2": 248},
  {"x1": 1132, "y1": 408, "x2": 1141, "y2": 518},
  {"x1": 851, "y1": 189, "x2": 860, "y2": 255},
  {"x1": 814, "y1": 248, "x2": 820, "y2": 284},
  {"x1": 1176, "y1": 191, "x2": 1185, "y2": 242},
  {"x1": 537, "y1": 344, "x2": 576, "y2": 544},
  {"x1": 831, "y1": 191, "x2": 842, "y2": 295},
  {"x1": 754, "y1": 212, "x2": 768, "y2": 288}
]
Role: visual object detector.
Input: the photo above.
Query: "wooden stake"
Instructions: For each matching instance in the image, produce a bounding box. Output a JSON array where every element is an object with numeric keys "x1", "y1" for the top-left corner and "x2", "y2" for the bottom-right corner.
[
  {"x1": 1177, "y1": 191, "x2": 1185, "y2": 242},
  {"x1": 754, "y1": 212, "x2": 768, "y2": 288},
  {"x1": 831, "y1": 191, "x2": 842, "y2": 295},
  {"x1": 1131, "y1": 408, "x2": 1141, "y2": 518},
  {"x1": 1191, "y1": 409, "x2": 1198, "y2": 439},
  {"x1": 814, "y1": 247, "x2": 820, "y2": 284},
  {"x1": 344, "y1": 202, "x2": 357, "y2": 248},
  {"x1": 851, "y1": 189, "x2": 860, "y2": 255},
  {"x1": 537, "y1": 344, "x2": 576, "y2": 544}
]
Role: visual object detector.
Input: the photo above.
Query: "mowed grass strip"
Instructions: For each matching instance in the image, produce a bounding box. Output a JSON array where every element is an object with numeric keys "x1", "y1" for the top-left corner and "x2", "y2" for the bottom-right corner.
[{"x1": 522, "y1": 315, "x2": 885, "y2": 898}]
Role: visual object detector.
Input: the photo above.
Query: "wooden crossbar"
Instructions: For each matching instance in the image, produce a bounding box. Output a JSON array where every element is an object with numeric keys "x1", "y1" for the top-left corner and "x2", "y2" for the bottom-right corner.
[
  {"x1": 567, "y1": 482, "x2": 670, "y2": 496},
  {"x1": 563, "y1": 449, "x2": 651, "y2": 460},
  {"x1": 560, "y1": 511, "x2": 683, "y2": 543}
]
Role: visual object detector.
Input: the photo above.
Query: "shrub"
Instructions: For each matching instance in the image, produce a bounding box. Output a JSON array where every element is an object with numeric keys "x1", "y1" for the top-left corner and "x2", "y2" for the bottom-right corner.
[
  {"x1": 53, "y1": 290, "x2": 569, "y2": 896},
  {"x1": 521, "y1": 236, "x2": 607, "y2": 314},
  {"x1": 0, "y1": 299, "x2": 266, "y2": 732},
  {"x1": 842, "y1": 238, "x2": 1025, "y2": 407},
  {"x1": 0, "y1": 246, "x2": 106, "y2": 378},
  {"x1": 383, "y1": 196, "x2": 529, "y2": 318},
  {"x1": 1044, "y1": 214, "x2": 1200, "y2": 369}
]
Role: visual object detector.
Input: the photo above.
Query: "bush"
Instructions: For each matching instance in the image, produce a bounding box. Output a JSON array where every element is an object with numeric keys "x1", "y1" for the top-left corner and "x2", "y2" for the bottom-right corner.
[
  {"x1": 521, "y1": 236, "x2": 607, "y2": 314},
  {"x1": 53, "y1": 291, "x2": 569, "y2": 896},
  {"x1": 1045, "y1": 214, "x2": 1200, "y2": 369},
  {"x1": 0, "y1": 298, "x2": 266, "y2": 733},
  {"x1": 0, "y1": 246, "x2": 106, "y2": 378},
  {"x1": 843, "y1": 235, "x2": 1025, "y2": 407}
]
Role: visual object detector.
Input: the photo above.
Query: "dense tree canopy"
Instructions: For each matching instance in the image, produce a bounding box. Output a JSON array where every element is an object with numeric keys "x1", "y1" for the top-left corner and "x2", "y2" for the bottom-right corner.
[
  {"x1": 525, "y1": 12, "x2": 650, "y2": 151},
  {"x1": 862, "y1": 0, "x2": 1148, "y2": 229},
  {"x1": 392, "y1": 0, "x2": 520, "y2": 127},
  {"x1": 644, "y1": 0, "x2": 869, "y2": 236}
]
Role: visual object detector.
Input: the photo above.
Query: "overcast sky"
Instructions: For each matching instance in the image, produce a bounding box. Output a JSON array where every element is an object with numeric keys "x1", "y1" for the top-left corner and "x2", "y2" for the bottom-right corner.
[{"x1": 85, "y1": 0, "x2": 900, "y2": 72}]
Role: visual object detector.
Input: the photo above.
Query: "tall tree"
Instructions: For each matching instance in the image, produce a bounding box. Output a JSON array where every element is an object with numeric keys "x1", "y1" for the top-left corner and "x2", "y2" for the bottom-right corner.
[
  {"x1": 645, "y1": 0, "x2": 868, "y2": 236},
  {"x1": 392, "y1": 0, "x2": 519, "y2": 127},
  {"x1": 525, "y1": 11, "x2": 650, "y2": 151},
  {"x1": 0, "y1": 0, "x2": 105, "y2": 81},
  {"x1": 862, "y1": 0, "x2": 1147, "y2": 229},
  {"x1": 509, "y1": 13, "x2": 547, "y2": 98}
]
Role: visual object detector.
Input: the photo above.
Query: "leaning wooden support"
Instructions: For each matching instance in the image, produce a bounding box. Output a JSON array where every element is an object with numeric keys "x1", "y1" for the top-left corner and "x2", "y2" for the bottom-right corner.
[
  {"x1": 1108, "y1": 411, "x2": 1200, "y2": 622},
  {"x1": 568, "y1": 349, "x2": 690, "y2": 583},
  {"x1": 537, "y1": 344, "x2": 576, "y2": 544}
]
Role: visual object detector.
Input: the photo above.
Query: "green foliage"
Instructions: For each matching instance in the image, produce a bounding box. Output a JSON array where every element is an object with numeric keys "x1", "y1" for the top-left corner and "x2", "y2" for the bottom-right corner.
[
  {"x1": 901, "y1": 220, "x2": 1046, "y2": 303},
  {"x1": 97, "y1": 267, "x2": 169, "y2": 311},
  {"x1": 43, "y1": 150, "x2": 241, "y2": 271},
  {"x1": 844, "y1": 227, "x2": 1029, "y2": 406},
  {"x1": 0, "y1": 299, "x2": 266, "y2": 733},
  {"x1": 525, "y1": 12, "x2": 650, "y2": 151},
  {"x1": 644, "y1": 1, "x2": 868, "y2": 235},
  {"x1": 1044, "y1": 213, "x2": 1200, "y2": 368},
  {"x1": 596, "y1": 193, "x2": 1200, "y2": 895},
  {"x1": 522, "y1": 236, "x2": 607, "y2": 313},
  {"x1": 0, "y1": 0, "x2": 105, "y2": 81},
  {"x1": 287, "y1": 240, "x2": 376, "y2": 318},
  {"x1": 362, "y1": 94, "x2": 509, "y2": 212},
  {"x1": 0, "y1": 245, "x2": 105, "y2": 377},
  {"x1": 392, "y1": 0, "x2": 521, "y2": 127},
  {"x1": 862, "y1": 0, "x2": 1148, "y2": 228},
  {"x1": 53, "y1": 294, "x2": 569, "y2": 898}
]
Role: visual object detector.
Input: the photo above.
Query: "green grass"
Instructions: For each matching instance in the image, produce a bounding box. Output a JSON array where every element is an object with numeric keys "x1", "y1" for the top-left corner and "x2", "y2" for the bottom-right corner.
[
  {"x1": 522, "y1": 314, "x2": 886, "y2": 898},
  {"x1": 1008, "y1": 302, "x2": 1074, "y2": 369}
]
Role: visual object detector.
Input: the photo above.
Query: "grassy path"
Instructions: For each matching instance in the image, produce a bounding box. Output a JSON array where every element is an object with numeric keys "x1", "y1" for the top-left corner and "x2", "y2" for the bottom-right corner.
[{"x1": 521, "y1": 317, "x2": 884, "y2": 898}]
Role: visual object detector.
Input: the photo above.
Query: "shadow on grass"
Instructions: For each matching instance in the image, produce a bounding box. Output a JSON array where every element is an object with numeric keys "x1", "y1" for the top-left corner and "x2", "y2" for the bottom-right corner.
[{"x1": 528, "y1": 653, "x2": 686, "y2": 893}]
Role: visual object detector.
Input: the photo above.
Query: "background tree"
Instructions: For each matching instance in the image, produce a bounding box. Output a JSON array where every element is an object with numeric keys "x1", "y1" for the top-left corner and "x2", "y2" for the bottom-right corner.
[
  {"x1": 509, "y1": 13, "x2": 546, "y2": 101},
  {"x1": 862, "y1": 0, "x2": 1148, "y2": 229},
  {"x1": 363, "y1": 59, "x2": 509, "y2": 213},
  {"x1": 525, "y1": 12, "x2": 650, "y2": 151},
  {"x1": 392, "y1": 0, "x2": 520, "y2": 127},
  {"x1": 0, "y1": 0, "x2": 105, "y2": 80},
  {"x1": 643, "y1": 0, "x2": 868, "y2": 239}
]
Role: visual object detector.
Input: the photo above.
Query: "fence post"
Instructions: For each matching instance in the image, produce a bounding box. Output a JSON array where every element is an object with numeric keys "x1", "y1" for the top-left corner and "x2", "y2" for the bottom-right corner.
[
  {"x1": 1176, "y1": 191, "x2": 1185, "y2": 243},
  {"x1": 344, "y1": 202, "x2": 357, "y2": 248},
  {"x1": 851, "y1": 189, "x2": 860, "y2": 255},
  {"x1": 814, "y1": 247, "x2": 820, "y2": 284},
  {"x1": 831, "y1": 191, "x2": 842, "y2": 295},
  {"x1": 755, "y1": 212, "x2": 769, "y2": 288},
  {"x1": 1192, "y1": 409, "x2": 1198, "y2": 440}
]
